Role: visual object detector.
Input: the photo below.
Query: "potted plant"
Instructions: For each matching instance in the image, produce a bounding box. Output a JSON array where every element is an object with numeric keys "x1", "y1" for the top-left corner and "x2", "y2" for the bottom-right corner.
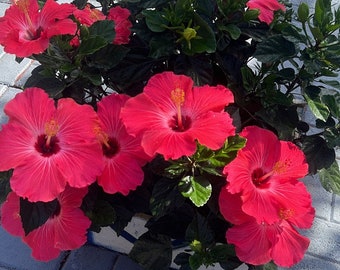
[{"x1": 0, "y1": 0, "x2": 339, "y2": 269}]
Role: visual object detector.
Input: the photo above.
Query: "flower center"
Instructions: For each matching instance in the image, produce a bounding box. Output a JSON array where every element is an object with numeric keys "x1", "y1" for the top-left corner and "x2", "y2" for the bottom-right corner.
[
  {"x1": 251, "y1": 168, "x2": 272, "y2": 188},
  {"x1": 102, "y1": 137, "x2": 120, "y2": 158},
  {"x1": 16, "y1": 0, "x2": 40, "y2": 40},
  {"x1": 35, "y1": 134, "x2": 61, "y2": 157},
  {"x1": 169, "y1": 115, "x2": 192, "y2": 132},
  {"x1": 94, "y1": 126, "x2": 120, "y2": 158},
  {"x1": 170, "y1": 87, "x2": 190, "y2": 132}
]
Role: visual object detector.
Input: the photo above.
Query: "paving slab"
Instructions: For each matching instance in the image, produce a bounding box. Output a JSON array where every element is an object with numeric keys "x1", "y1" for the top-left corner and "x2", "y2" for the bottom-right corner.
[
  {"x1": 61, "y1": 245, "x2": 118, "y2": 270},
  {"x1": 0, "y1": 227, "x2": 66, "y2": 270},
  {"x1": 302, "y1": 175, "x2": 334, "y2": 221}
]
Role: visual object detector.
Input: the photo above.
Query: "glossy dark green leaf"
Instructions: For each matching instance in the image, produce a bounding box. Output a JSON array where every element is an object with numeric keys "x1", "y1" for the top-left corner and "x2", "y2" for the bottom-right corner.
[
  {"x1": 78, "y1": 37, "x2": 108, "y2": 55},
  {"x1": 254, "y1": 35, "x2": 296, "y2": 63},
  {"x1": 143, "y1": 10, "x2": 169, "y2": 32},
  {"x1": 182, "y1": 13, "x2": 216, "y2": 55},
  {"x1": 304, "y1": 94, "x2": 330, "y2": 121},
  {"x1": 319, "y1": 160, "x2": 340, "y2": 195},
  {"x1": 301, "y1": 135, "x2": 335, "y2": 173},
  {"x1": 186, "y1": 213, "x2": 214, "y2": 247},
  {"x1": 87, "y1": 45, "x2": 130, "y2": 69},
  {"x1": 88, "y1": 20, "x2": 115, "y2": 42},
  {"x1": 150, "y1": 177, "x2": 185, "y2": 219},
  {"x1": 0, "y1": 170, "x2": 12, "y2": 205},
  {"x1": 321, "y1": 94, "x2": 340, "y2": 118},
  {"x1": 20, "y1": 198, "x2": 59, "y2": 235},
  {"x1": 179, "y1": 176, "x2": 212, "y2": 207},
  {"x1": 129, "y1": 232, "x2": 172, "y2": 270},
  {"x1": 189, "y1": 253, "x2": 204, "y2": 270}
]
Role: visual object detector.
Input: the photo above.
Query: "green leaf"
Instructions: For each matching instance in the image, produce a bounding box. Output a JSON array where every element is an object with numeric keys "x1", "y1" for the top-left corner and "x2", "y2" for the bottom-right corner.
[
  {"x1": 304, "y1": 94, "x2": 330, "y2": 121},
  {"x1": 88, "y1": 45, "x2": 130, "y2": 69},
  {"x1": 20, "y1": 198, "x2": 59, "y2": 235},
  {"x1": 254, "y1": 35, "x2": 296, "y2": 63},
  {"x1": 301, "y1": 135, "x2": 335, "y2": 173},
  {"x1": 86, "y1": 200, "x2": 116, "y2": 228},
  {"x1": 149, "y1": 34, "x2": 176, "y2": 58},
  {"x1": 78, "y1": 36, "x2": 108, "y2": 55},
  {"x1": 174, "y1": 252, "x2": 191, "y2": 269},
  {"x1": 129, "y1": 232, "x2": 172, "y2": 270},
  {"x1": 241, "y1": 66, "x2": 256, "y2": 92},
  {"x1": 143, "y1": 9, "x2": 169, "y2": 32},
  {"x1": 219, "y1": 24, "x2": 241, "y2": 40},
  {"x1": 189, "y1": 253, "x2": 204, "y2": 270},
  {"x1": 150, "y1": 177, "x2": 185, "y2": 219},
  {"x1": 297, "y1": 3, "x2": 309, "y2": 23},
  {"x1": 319, "y1": 160, "x2": 340, "y2": 195},
  {"x1": 178, "y1": 176, "x2": 212, "y2": 207},
  {"x1": 183, "y1": 13, "x2": 216, "y2": 55},
  {"x1": 24, "y1": 66, "x2": 66, "y2": 98},
  {"x1": 321, "y1": 94, "x2": 340, "y2": 118},
  {"x1": 88, "y1": 20, "x2": 115, "y2": 43},
  {"x1": 207, "y1": 135, "x2": 247, "y2": 167},
  {"x1": 186, "y1": 212, "x2": 214, "y2": 247},
  {"x1": 0, "y1": 170, "x2": 12, "y2": 205},
  {"x1": 254, "y1": 261, "x2": 278, "y2": 270}
]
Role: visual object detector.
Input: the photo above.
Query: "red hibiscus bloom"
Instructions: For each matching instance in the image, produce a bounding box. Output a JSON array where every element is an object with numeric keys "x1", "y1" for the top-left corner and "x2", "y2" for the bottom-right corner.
[
  {"x1": 219, "y1": 189, "x2": 314, "y2": 267},
  {"x1": 96, "y1": 94, "x2": 151, "y2": 195},
  {"x1": 224, "y1": 126, "x2": 308, "y2": 224},
  {"x1": 121, "y1": 71, "x2": 235, "y2": 160},
  {"x1": 1, "y1": 186, "x2": 91, "y2": 261},
  {"x1": 246, "y1": 0, "x2": 285, "y2": 24},
  {"x1": 107, "y1": 6, "x2": 132, "y2": 45},
  {"x1": 0, "y1": 88, "x2": 103, "y2": 202},
  {"x1": 0, "y1": 0, "x2": 77, "y2": 57},
  {"x1": 73, "y1": 4, "x2": 105, "y2": 27}
]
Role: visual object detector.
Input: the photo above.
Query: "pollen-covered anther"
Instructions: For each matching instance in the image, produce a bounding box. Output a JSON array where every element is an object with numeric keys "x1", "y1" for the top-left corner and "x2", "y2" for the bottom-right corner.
[
  {"x1": 171, "y1": 87, "x2": 185, "y2": 130},
  {"x1": 94, "y1": 125, "x2": 110, "y2": 149},
  {"x1": 273, "y1": 160, "x2": 290, "y2": 174},
  {"x1": 44, "y1": 119, "x2": 59, "y2": 147},
  {"x1": 279, "y1": 208, "x2": 295, "y2": 220}
]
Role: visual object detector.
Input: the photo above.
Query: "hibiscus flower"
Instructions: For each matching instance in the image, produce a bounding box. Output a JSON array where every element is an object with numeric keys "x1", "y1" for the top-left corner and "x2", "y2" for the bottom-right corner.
[
  {"x1": 0, "y1": 0, "x2": 77, "y2": 57},
  {"x1": 73, "y1": 4, "x2": 106, "y2": 27},
  {"x1": 246, "y1": 0, "x2": 286, "y2": 24},
  {"x1": 224, "y1": 126, "x2": 309, "y2": 224},
  {"x1": 0, "y1": 186, "x2": 91, "y2": 261},
  {"x1": 0, "y1": 88, "x2": 103, "y2": 202},
  {"x1": 96, "y1": 94, "x2": 151, "y2": 195},
  {"x1": 219, "y1": 188, "x2": 314, "y2": 267},
  {"x1": 121, "y1": 71, "x2": 235, "y2": 160},
  {"x1": 107, "y1": 6, "x2": 132, "y2": 45}
]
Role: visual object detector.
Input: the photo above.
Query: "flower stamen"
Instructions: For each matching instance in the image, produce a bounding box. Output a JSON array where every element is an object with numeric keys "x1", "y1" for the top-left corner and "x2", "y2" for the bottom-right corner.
[
  {"x1": 171, "y1": 87, "x2": 185, "y2": 130},
  {"x1": 94, "y1": 126, "x2": 110, "y2": 149},
  {"x1": 44, "y1": 120, "x2": 59, "y2": 147}
]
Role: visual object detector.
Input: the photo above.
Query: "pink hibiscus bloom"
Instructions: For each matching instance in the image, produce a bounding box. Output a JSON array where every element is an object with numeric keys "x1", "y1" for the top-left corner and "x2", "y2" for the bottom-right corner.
[
  {"x1": 0, "y1": 88, "x2": 103, "y2": 202},
  {"x1": 224, "y1": 126, "x2": 309, "y2": 224},
  {"x1": 219, "y1": 189, "x2": 314, "y2": 267},
  {"x1": 246, "y1": 0, "x2": 286, "y2": 24},
  {"x1": 1, "y1": 186, "x2": 91, "y2": 261},
  {"x1": 0, "y1": 0, "x2": 77, "y2": 57},
  {"x1": 121, "y1": 71, "x2": 236, "y2": 160},
  {"x1": 107, "y1": 6, "x2": 132, "y2": 45},
  {"x1": 96, "y1": 94, "x2": 151, "y2": 195},
  {"x1": 73, "y1": 4, "x2": 105, "y2": 27}
]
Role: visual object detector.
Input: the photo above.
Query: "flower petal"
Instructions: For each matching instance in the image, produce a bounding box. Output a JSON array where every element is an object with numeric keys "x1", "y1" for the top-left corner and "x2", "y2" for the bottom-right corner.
[
  {"x1": 226, "y1": 220, "x2": 272, "y2": 265},
  {"x1": 0, "y1": 192, "x2": 25, "y2": 237},
  {"x1": 271, "y1": 220, "x2": 310, "y2": 267}
]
